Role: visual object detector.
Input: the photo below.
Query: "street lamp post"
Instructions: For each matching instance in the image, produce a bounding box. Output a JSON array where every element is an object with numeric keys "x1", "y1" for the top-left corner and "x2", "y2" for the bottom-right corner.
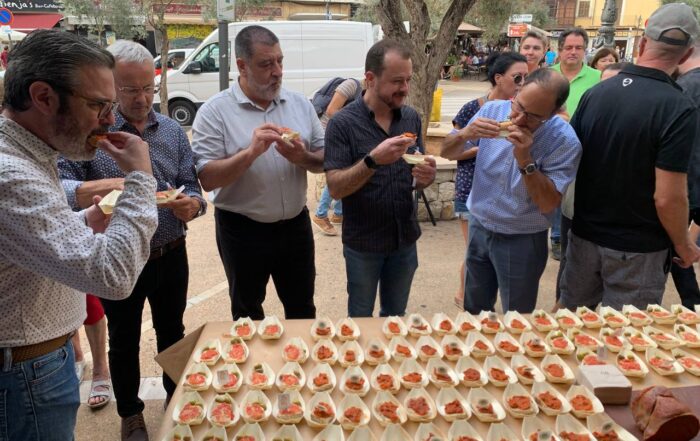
[{"x1": 593, "y1": 0, "x2": 617, "y2": 50}]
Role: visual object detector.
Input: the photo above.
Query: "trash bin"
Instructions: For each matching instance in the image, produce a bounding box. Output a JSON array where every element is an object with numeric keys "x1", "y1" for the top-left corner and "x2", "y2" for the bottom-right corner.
[{"x1": 430, "y1": 88, "x2": 442, "y2": 122}]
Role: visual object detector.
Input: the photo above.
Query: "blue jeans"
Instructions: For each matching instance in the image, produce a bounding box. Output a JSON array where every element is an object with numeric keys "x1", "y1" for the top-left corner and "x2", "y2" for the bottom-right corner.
[
  {"x1": 344, "y1": 243, "x2": 418, "y2": 317},
  {"x1": 464, "y1": 218, "x2": 548, "y2": 313},
  {"x1": 550, "y1": 206, "x2": 561, "y2": 243},
  {"x1": 315, "y1": 186, "x2": 342, "y2": 218},
  {"x1": 0, "y1": 340, "x2": 80, "y2": 441}
]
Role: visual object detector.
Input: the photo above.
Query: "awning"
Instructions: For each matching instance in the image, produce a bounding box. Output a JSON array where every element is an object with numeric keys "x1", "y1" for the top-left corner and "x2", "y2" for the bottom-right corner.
[
  {"x1": 458, "y1": 22, "x2": 483, "y2": 35},
  {"x1": 11, "y1": 14, "x2": 62, "y2": 32}
]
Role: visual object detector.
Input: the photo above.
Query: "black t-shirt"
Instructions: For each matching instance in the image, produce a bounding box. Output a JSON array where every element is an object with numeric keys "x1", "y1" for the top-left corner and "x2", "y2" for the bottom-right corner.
[
  {"x1": 678, "y1": 68, "x2": 700, "y2": 213},
  {"x1": 571, "y1": 64, "x2": 697, "y2": 252}
]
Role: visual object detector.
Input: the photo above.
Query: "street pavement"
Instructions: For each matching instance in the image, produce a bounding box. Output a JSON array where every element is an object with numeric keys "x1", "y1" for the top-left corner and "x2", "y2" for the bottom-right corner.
[{"x1": 73, "y1": 78, "x2": 689, "y2": 440}]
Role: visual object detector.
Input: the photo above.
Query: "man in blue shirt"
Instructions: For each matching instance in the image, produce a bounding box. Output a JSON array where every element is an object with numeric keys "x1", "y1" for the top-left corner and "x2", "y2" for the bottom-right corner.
[
  {"x1": 59, "y1": 40, "x2": 205, "y2": 441},
  {"x1": 456, "y1": 68, "x2": 581, "y2": 313}
]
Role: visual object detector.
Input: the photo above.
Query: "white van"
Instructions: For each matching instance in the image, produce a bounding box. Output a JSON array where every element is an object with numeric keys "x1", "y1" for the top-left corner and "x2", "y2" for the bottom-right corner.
[{"x1": 158, "y1": 20, "x2": 374, "y2": 126}]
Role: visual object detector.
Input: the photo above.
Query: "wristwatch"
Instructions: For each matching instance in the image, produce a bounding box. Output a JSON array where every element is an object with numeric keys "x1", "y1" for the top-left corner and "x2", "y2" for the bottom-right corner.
[
  {"x1": 363, "y1": 154, "x2": 379, "y2": 170},
  {"x1": 519, "y1": 162, "x2": 538, "y2": 175}
]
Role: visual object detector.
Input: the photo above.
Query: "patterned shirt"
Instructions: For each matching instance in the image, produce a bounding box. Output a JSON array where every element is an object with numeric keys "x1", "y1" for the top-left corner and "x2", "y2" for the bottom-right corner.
[
  {"x1": 191, "y1": 82, "x2": 324, "y2": 223},
  {"x1": 324, "y1": 97, "x2": 423, "y2": 253},
  {"x1": 451, "y1": 98, "x2": 483, "y2": 203},
  {"x1": 59, "y1": 110, "x2": 205, "y2": 250},
  {"x1": 466, "y1": 100, "x2": 582, "y2": 234},
  {"x1": 0, "y1": 117, "x2": 158, "y2": 346}
]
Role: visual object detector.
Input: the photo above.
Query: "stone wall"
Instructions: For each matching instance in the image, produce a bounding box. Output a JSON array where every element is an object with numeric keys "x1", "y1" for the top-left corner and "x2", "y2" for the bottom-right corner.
[{"x1": 313, "y1": 161, "x2": 458, "y2": 222}]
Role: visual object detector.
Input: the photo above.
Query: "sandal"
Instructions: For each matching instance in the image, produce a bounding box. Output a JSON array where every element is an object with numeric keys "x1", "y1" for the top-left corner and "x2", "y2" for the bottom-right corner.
[
  {"x1": 87, "y1": 379, "x2": 112, "y2": 410},
  {"x1": 75, "y1": 360, "x2": 86, "y2": 382}
]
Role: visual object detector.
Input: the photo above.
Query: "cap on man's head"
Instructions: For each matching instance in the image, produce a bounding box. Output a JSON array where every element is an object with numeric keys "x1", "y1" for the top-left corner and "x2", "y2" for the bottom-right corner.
[{"x1": 645, "y1": 2, "x2": 700, "y2": 46}]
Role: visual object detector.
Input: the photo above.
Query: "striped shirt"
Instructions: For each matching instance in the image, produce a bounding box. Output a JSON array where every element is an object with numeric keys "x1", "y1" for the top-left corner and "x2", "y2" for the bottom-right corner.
[
  {"x1": 466, "y1": 100, "x2": 581, "y2": 234},
  {"x1": 324, "y1": 97, "x2": 422, "y2": 253}
]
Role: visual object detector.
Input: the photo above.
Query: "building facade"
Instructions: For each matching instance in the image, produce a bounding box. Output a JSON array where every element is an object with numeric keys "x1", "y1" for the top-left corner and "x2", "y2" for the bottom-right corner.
[{"x1": 546, "y1": 0, "x2": 662, "y2": 61}]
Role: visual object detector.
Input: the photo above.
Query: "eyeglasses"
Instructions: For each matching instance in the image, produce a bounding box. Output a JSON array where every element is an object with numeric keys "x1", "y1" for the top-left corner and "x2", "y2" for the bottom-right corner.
[
  {"x1": 73, "y1": 92, "x2": 118, "y2": 119},
  {"x1": 511, "y1": 98, "x2": 550, "y2": 125},
  {"x1": 118, "y1": 85, "x2": 159, "y2": 96},
  {"x1": 513, "y1": 74, "x2": 526, "y2": 85}
]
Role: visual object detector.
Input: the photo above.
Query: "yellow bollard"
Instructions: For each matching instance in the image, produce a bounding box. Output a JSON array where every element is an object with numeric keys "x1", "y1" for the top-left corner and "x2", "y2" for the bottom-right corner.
[{"x1": 430, "y1": 88, "x2": 442, "y2": 122}]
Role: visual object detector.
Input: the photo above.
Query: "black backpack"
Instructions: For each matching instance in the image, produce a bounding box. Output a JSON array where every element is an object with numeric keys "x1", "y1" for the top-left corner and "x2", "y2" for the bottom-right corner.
[{"x1": 311, "y1": 77, "x2": 361, "y2": 116}]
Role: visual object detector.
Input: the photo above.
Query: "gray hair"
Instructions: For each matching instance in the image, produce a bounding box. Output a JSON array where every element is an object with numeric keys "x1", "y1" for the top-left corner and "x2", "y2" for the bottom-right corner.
[
  {"x1": 4, "y1": 29, "x2": 114, "y2": 112},
  {"x1": 107, "y1": 40, "x2": 154, "y2": 64},
  {"x1": 235, "y1": 25, "x2": 279, "y2": 61}
]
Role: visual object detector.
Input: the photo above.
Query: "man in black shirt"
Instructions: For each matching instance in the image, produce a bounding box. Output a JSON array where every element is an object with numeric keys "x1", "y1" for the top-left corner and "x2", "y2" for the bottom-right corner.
[
  {"x1": 324, "y1": 39, "x2": 437, "y2": 317},
  {"x1": 560, "y1": 3, "x2": 700, "y2": 310},
  {"x1": 671, "y1": 42, "x2": 700, "y2": 309}
]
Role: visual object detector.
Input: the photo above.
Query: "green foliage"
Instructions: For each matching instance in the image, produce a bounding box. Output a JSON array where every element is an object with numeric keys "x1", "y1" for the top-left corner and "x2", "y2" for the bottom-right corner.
[
  {"x1": 61, "y1": 0, "x2": 145, "y2": 43},
  {"x1": 466, "y1": 0, "x2": 553, "y2": 44}
]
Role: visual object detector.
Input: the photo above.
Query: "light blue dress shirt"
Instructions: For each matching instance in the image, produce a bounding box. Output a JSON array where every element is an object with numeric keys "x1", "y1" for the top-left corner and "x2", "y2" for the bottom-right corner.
[{"x1": 466, "y1": 100, "x2": 582, "y2": 234}]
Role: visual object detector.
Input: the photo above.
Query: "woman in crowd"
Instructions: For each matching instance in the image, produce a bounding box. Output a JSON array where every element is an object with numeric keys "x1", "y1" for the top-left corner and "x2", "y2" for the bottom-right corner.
[
  {"x1": 590, "y1": 47, "x2": 619, "y2": 71},
  {"x1": 443, "y1": 52, "x2": 529, "y2": 308},
  {"x1": 519, "y1": 30, "x2": 548, "y2": 73}
]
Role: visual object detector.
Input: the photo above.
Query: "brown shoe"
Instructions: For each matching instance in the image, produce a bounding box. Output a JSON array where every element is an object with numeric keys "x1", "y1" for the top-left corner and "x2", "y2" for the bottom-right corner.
[
  {"x1": 121, "y1": 413, "x2": 149, "y2": 441},
  {"x1": 311, "y1": 214, "x2": 338, "y2": 236},
  {"x1": 329, "y1": 213, "x2": 343, "y2": 225}
]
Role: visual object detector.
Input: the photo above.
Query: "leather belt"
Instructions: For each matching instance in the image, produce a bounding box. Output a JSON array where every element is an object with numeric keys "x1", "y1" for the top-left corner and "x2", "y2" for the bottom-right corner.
[
  {"x1": 0, "y1": 333, "x2": 72, "y2": 365},
  {"x1": 149, "y1": 236, "x2": 186, "y2": 261}
]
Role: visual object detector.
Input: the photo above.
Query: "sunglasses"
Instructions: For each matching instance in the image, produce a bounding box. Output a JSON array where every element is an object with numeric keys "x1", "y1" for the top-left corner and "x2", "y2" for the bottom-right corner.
[{"x1": 513, "y1": 74, "x2": 526, "y2": 85}]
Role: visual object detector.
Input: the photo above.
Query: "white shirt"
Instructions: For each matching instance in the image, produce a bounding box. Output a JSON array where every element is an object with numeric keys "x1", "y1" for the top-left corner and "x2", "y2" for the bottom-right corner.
[
  {"x1": 0, "y1": 117, "x2": 158, "y2": 346},
  {"x1": 191, "y1": 82, "x2": 324, "y2": 223}
]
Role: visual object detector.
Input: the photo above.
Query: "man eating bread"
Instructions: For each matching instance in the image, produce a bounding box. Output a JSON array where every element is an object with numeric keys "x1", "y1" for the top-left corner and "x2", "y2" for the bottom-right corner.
[{"x1": 459, "y1": 68, "x2": 581, "y2": 314}]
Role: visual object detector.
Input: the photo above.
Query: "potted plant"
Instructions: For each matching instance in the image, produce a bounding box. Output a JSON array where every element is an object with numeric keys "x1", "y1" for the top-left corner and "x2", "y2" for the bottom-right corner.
[{"x1": 451, "y1": 65, "x2": 463, "y2": 81}]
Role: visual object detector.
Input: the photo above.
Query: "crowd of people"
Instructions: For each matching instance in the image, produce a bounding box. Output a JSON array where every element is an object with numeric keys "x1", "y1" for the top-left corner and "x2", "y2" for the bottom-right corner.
[{"x1": 0, "y1": 2, "x2": 698, "y2": 441}]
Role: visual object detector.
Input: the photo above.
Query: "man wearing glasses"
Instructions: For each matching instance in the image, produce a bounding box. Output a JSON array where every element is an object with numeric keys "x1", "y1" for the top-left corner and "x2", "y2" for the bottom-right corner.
[
  {"x1": 59, "y1": 40, "x2": 205, "y2": 441},
  {"x1": 0, "y1": 31, "x2": 157, "y2": 441},
  {"x1": 459, "y1": 68, "x2": 581, "y2": 314}
]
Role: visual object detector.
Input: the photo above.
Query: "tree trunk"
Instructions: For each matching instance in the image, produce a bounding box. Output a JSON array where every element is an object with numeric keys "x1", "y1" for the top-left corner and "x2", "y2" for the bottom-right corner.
[
  {"x1": 157, "y1": 23, "x2": 170, "y2": 116},
  {"x1": 377, "y1": 0, "x2": 477, "y2": 140}
]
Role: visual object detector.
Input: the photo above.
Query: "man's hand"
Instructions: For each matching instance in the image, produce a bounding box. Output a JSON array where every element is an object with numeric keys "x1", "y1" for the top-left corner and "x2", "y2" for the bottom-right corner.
[
  {"x1": 507, "y1": 125, "x2": 535, "y2": 166},
  {"x1": 463, "y1": 117, "x2": 500, "y2": 140},
  {"x1": 76, "y1": 177, "x2": 125, "y2": 209},
  {"x1": 370, "y1": 136, "x2": 415, "y2": 165},
  {"x1": 161, "y1": 193, "x2": 201, "y2": 222},
  {"x1": 413, "y1": 156, "x2": 437, "y2": 189},
  {"x1": 249, "y1": 124, "x2": 287, "y2": 159},
  {"x1": 99, "y1": 132, "x2": 152, "y2": 175},
  {"x1": 85, "y1": 195, "x2": 109, "y2": 233},
  {"x1": 275, "y1": 136, "x2": 308, "y2": 165},
  {"x1": 673, "y1": 240, "x2": 700, "y2": 268}
]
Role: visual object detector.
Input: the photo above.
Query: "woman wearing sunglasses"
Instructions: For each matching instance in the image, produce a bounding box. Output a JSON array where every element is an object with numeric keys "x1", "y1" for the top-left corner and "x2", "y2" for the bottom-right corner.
[{"x1": 443, "y1": 52, "x2": 528, "y2": 309}]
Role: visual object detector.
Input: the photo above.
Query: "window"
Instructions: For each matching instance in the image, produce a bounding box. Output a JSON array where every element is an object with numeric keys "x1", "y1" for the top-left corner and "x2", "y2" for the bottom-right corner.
[
  {"x1": 194, "y1": 43, "x2": 220, "y2": 73},
  {"x1": 577, "y1": 1, "x2": 590, "y2": 17}
]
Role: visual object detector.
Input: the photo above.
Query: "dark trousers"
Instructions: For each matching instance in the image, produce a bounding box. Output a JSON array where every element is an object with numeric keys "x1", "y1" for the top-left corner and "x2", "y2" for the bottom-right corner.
[
  {"x1": 215, "y1": 207, "x2": 316, "y2": 320},
  {"x1": 101, "y1": 243, "x2": 188, "y2": 418},
  {"x1": 555, "y1": 214, "x2": 572, "y2": 301},
  {"x1": 671, "y1": 217, "x2": 700, "y2": 309}
]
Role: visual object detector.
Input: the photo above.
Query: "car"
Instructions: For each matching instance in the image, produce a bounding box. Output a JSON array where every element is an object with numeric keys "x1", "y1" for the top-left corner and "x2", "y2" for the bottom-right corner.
[{"x1": 154, "y1": 48, "x2": 196, "y2": 76}]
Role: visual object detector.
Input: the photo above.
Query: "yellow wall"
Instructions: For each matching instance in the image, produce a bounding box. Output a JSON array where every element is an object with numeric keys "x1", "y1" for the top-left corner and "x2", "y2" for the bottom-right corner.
[{"x1": 574, "y1": 0, "x2": 661, "y2": 29}]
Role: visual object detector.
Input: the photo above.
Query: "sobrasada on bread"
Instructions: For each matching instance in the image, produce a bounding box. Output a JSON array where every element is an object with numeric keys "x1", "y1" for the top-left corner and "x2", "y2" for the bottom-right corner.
[
  {"x1": 280, "y1": 127, "x2": 300, "y2": 145},
  {"x1": 87, "y1": 134, "x2": 108, "y2": 147}
]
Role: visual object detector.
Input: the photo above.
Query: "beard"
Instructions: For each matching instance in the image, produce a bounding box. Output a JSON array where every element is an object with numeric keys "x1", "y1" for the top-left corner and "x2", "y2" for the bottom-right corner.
[
  {"x1": 246, "y1": 73, "x2": 281, "y2": 102},
  {"x1": 51, "y1": 112, "x2": 100, "y2": 161}
]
